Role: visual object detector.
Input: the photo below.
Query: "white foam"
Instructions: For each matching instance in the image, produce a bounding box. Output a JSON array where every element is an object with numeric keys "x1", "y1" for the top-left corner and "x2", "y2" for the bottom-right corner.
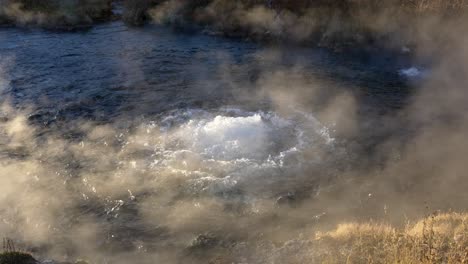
[
  {"x1": 184, "y1": 114, "x2": 269, "y2": 160},
  {"x1": 401, "y1": 46, "x2": 411, "y2": 53},
  {"x1": 147, "y1": 109, "x2": 336, "y2": 195},
  {"x1": 399, "y1": 67, "x2": 423, "y2": 77}
]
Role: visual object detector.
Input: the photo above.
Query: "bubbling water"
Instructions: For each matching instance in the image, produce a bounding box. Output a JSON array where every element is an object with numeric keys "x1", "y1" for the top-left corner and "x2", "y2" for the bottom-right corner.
[
  {"x1": 141, "y1": 108, "x2": 336, "y2": 197},
  {"x1": 0, "y1": 106, "x2": 340, "y2": 262},
  {"x1": 181, "y1": 114, "x2": 270, "y2": 160}
]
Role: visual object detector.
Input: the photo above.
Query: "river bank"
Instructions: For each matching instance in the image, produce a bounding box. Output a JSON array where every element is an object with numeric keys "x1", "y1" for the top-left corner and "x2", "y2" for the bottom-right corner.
[
  {"x1": 1, "y1": 0, "x2": 467, "y2": 50},
  {"x1": 2, "y1": 212, "x2": 466, "y2": 263}
]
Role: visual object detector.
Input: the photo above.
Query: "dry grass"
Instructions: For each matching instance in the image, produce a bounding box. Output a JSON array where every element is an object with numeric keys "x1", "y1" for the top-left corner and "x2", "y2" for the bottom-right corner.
[{"x1": 314, "y1": 212, "x2": 468, "y2": 263}]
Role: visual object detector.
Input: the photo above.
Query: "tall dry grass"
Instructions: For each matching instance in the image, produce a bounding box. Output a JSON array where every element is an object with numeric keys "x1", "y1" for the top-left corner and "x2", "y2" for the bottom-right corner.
[{"x1": 314, "y1": 212, "x2": 468, "y2": 263}]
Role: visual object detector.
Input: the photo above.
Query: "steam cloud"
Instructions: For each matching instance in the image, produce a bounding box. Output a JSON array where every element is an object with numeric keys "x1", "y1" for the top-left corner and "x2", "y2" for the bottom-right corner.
[{"x1": 0, "y1": 2, "x2": 468, "y2": 263}]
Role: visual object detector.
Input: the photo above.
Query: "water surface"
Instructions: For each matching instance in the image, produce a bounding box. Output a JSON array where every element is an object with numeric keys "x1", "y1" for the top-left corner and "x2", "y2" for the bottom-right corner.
[{"x1": 0, "y1": 21, "x2": 413, "y2": 263}]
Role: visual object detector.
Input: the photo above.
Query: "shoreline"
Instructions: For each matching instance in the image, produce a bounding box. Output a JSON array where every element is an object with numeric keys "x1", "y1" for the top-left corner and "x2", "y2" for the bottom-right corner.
[{"x1": 1, "y1": 0, "x2": 466, "y2": 52}]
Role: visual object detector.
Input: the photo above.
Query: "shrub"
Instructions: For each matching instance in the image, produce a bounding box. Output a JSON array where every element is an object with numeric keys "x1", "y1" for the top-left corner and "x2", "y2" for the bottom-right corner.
[
  {"x1": 122, "y1": 0, "x2": 156, "y2": 25},
  {"x1": 0, "y1": 0, "x2": 113, "y2": 29},
  {"x1": 0, "y1": 252, "x2": 36, "y2": 264},
  {"x1": 145, "y1": 0, "x2": 468, "y2": 47}
]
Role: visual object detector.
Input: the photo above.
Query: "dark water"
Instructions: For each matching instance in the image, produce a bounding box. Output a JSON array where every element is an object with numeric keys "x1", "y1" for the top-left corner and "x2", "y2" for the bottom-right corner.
[
  {"x1": 0, "y1": 21, "x2": 410, "y2": 124},
  {"x1": 0, "y1": 22, "x2": 415, "y2": 263}
]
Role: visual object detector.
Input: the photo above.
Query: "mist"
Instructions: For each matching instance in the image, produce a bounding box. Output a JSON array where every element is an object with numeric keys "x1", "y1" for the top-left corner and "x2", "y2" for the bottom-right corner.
[{"x1": 0, "y1": 1, "x2": 467, "y2": 263}]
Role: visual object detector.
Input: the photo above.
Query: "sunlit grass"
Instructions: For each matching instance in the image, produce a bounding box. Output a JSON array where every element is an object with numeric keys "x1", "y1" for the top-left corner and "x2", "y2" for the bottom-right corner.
[{"x1": 314, "y1": 212, "x2": 468, "y2": 263}]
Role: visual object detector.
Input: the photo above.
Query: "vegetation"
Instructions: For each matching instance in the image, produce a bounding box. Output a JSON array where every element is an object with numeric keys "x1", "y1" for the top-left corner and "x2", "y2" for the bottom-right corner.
[
  {"x1": 1, "y1": 0, "x2": 467, "y2": 42},
  {"x1": 0, "y1": 239, "x2": 36, "y2": 264},
  {"x1": 122, "y1": 0, "x2": 159, "y2": 25},
  {"x1": 144, "y1": 0, "x2": 468, "y2": 48},
  {"x1": 1, "y1": 213, "x2": 466, "y2": 263},
  {"x1": 313, "y1": 212, "x2": 468, "y2": 263},
  {"x1": 0, "y1": 0, "x2": 113, "y2": 29},
  {"x1": 0, "y1": 252, "x2": 36, "y2": 264}
]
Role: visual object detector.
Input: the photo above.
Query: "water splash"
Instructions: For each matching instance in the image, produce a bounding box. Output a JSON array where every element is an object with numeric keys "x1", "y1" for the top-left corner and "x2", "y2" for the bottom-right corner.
[{"x1": 141, "y1": 108, "x2": 336, "y2": 196}]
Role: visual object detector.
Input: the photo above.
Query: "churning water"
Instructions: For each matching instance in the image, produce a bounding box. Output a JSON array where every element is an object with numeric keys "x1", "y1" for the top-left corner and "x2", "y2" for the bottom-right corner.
[{"x1": 0, "y1": 21, "x2": 412, "y2": 263}]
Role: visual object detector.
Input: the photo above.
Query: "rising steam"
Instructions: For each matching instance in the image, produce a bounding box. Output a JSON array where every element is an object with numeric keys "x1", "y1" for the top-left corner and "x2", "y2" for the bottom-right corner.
[{"x1": 0, "y1": 1, "x2": 468, "y2": 263}]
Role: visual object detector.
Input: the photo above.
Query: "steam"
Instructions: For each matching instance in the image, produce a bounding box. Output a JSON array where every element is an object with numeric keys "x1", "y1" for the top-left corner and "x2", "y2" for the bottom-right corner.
[
  {"x1": 147, "y1": 0, "x2": 468, "y2": 48},
  {"x1": 1, "y1": 2, "x2": 468, "y2": 263},
  {"x1": 148, "y1": 0, "x2": 323, "y2": 42},
  {"x1": 0, "y1": 99, "x2": 340, "y2": 262}
]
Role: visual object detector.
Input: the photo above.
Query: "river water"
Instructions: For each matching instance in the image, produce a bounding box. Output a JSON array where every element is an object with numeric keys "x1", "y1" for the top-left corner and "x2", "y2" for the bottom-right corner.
[{"x1": 0, "y1": 21, "x2": 414, "y2": 263}]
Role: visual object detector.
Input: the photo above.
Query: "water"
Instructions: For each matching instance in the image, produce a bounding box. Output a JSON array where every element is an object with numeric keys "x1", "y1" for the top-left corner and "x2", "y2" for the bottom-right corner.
[
  {"x1": 0, "y1": 22, "x2": 413, "y2": 263},
  {"x1": 0, "y1": 22, "x2": 411, "y2": 120}
]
